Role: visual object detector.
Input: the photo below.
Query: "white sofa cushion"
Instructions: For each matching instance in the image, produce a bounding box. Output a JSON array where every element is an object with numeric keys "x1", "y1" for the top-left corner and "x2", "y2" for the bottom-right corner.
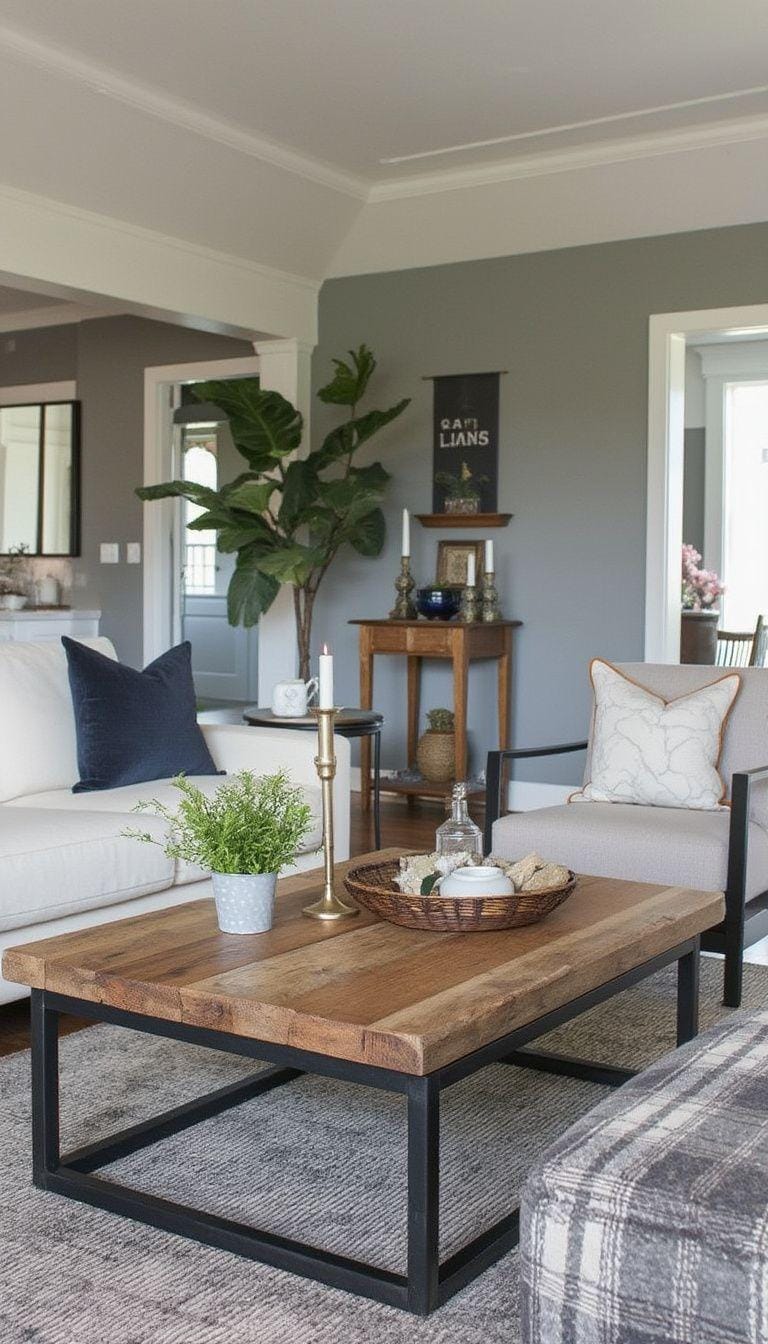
[
  {"x1": 0, "y1": 806, "x2": 174, "y2": 933},
  {"x1": 572, "y1": 658, "x2": 740, "y2": 811},
  {"x1": 7, "y1": 775, "x2": 324, "y2": 884},
  {"x1": 492, "y1": 801, "x2": 768, "y2": 899},
  {"x1": 0, "y1": 636, "x2": 117, "y2": 802}
]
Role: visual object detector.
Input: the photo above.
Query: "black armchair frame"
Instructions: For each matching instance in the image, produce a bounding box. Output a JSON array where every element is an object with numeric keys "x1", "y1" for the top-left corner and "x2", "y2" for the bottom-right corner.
[{"x1": 485, "y1": 747, "x2": 768, "y2": 1009}]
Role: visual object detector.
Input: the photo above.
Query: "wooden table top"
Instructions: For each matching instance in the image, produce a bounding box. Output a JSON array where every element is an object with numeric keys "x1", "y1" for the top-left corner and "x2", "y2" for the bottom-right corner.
[{"x1": 3, "y1": 852, "x2": 723, "y2": 1076}]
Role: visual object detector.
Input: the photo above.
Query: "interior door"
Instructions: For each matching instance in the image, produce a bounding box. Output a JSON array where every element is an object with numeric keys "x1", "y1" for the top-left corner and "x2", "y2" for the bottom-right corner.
[{"x1": 177, "y1": 385, "x2": 259, "y2": 702}]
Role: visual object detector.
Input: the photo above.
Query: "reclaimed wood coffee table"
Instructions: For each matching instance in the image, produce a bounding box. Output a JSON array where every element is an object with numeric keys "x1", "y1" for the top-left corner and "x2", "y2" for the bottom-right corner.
[{"x1": 3, "y1": 852, "x2": 723, "y2": 1316}]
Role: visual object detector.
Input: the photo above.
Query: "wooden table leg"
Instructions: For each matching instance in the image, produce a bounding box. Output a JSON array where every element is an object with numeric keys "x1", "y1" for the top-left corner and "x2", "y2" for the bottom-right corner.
[
  {"x1": 452, "y1": 629, "x2": 469, "y2": 782},
  {"x1": 498, "y1": 626, "x2": 511, "y2": 750},
  {"x1": 407, "y1": 656, "x2": 421, "y2": 769},
  {"x1": 359, "y1": 630, "x2": 374, "y2": 812}
]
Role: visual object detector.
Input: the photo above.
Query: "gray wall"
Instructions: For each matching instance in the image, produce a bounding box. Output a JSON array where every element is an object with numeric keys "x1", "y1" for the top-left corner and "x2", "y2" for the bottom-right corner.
[
  {"x1": 313, "y1": 222, "x2": 768, "y2": 782},
  {"x1": 683, "y1": 427, "x2": 706, "y2": 556},
  {"x1": 0, "y1": 316, "x2": 252, "y2": 663}
]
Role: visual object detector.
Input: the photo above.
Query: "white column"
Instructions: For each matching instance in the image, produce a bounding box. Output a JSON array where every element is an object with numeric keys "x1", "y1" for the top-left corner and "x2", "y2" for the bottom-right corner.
[{"x1": 254, "y1": 338, "x2": 315, "y2": 702}]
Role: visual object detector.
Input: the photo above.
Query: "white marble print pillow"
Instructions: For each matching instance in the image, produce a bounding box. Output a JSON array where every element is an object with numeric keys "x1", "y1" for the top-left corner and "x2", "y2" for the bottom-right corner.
[{"x1": 570, "y1": 659, "x2": 740, "y2": 811}]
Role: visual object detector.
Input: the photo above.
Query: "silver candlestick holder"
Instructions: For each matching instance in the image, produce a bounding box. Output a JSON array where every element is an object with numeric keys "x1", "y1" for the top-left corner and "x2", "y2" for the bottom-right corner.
[
  {"x1": 389, "y1": 555, "x2": 417, "y2": 620},
  {"x1": 460, "y1": 582, "x2": 479, "y2": 623},
  {"x1": 481, "y1": 570, "x2": 502, "y2": 622},
  {"x1": 303, "y1": 707, "x2": 359, "y2": 921}
]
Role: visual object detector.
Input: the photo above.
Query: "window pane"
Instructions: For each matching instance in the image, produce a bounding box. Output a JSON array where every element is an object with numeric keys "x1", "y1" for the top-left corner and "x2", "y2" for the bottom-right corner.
[
  {"x1": 41, "y1": 404, "x2": 73, "y2": 553},
  {"x1": 0, "y1": 405, "x2": 40, "y2": 552},
  {"x1": 182, "y1": 427, "x2": 218, "y2": 595},
  {"x1": 723, "y1": 381, "x2": 768, "y2": 629}
]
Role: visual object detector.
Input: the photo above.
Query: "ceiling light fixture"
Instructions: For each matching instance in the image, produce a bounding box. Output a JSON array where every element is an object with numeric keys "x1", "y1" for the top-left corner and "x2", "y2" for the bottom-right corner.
[{"x1": 379, "y1": 83, "x2": 768, "y2": 164}]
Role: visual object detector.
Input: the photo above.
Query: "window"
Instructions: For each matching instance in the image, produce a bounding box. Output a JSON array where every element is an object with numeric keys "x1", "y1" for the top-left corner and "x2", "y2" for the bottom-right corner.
[
  {"x1": 182, "y1": 427, "x2": 218, "y2": 595},
  {"x1": 722, "y1": 380, "x2": 768, "y2": 629}
]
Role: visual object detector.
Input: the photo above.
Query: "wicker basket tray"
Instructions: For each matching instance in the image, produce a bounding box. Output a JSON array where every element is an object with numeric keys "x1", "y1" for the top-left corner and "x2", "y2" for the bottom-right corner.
[{"x1": 344, "y1": 858, "x2": 577, "y2": 933}]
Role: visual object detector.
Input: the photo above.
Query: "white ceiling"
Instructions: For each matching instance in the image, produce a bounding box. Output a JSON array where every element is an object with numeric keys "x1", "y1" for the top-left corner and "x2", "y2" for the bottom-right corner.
[
  {"x1": 1, "y1": 0, "x2": 767, "y2": 179},
  {"x1": 0, "y1": 2, "x2": 767, "y2": 293}
]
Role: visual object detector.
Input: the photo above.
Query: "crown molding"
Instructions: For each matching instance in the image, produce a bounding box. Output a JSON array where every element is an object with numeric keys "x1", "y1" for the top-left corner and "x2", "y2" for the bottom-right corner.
[
  {"x1": 0, "y1": 22, "x2": 369, "y2": 202},
  {"x1": 368, "y1": 112, "x2": 768, "y2": 201},
  {"x1": 0, "y1": 302, "x2": 127, "y2": 333},
  {"x1": 0, "y1": 183, "x2": 321, "y2": 297}
]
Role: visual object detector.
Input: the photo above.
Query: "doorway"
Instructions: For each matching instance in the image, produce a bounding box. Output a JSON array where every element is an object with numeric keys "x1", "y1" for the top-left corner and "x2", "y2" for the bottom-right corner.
[
  {"x1": 175, "y1": 384, "x2": 261, "y2": 701},
  {"x1": 142, "y1": 355, "x2": 260, "y2": 698},
  {"x1": 646, "y1": 303, "x2": 768, "y2": 662}
]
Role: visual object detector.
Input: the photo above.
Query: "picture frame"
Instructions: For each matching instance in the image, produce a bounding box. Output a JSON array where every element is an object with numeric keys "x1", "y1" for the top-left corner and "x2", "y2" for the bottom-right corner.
[{"x1": 436, "y1": 539, "x2": 485, "y2": 586}]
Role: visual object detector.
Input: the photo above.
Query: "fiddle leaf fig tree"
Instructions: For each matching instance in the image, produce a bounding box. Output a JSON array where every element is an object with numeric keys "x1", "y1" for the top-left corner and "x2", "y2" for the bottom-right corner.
[{"x1": 137, "y1": 346, "x2": 409, "y2": 679}]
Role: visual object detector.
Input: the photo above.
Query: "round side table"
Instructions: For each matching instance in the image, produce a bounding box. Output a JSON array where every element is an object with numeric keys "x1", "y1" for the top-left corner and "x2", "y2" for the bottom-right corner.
[{"x1": 242, "y1": 707, "x2": 384, "y2": 850}]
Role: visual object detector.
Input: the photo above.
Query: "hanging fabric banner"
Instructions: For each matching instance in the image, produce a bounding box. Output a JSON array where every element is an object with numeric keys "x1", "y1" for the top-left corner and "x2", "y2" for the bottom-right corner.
[{"x1": 430, "y1": 371, "x2": 501, "y2": 512}]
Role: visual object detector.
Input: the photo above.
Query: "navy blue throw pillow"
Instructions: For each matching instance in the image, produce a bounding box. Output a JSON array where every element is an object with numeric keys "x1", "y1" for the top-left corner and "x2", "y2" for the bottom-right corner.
[{"x1": 62, "y1": 638, "x2": 221, "y2": 792}]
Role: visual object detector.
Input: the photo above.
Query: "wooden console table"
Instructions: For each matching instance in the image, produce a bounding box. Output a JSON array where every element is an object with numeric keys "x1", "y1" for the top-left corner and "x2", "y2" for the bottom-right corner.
[{"x1": 350, "y1": 619, "x2": 521, "y2": 807}]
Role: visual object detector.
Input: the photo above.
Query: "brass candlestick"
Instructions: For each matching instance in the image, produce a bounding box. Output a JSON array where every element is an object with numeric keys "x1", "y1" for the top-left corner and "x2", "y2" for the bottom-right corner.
[
  {"x1": 303, "y1": 707, "x2": 359, "y2": 921},
  {"x1": 481, "y1": 570, "x2": 502, "y2": 622},
  {"x1": 389, "y1": 555, "x2": 417, "y2": 620},
  {"x1": 460, "y1": 583, "x2": 479, "y2": 623}
]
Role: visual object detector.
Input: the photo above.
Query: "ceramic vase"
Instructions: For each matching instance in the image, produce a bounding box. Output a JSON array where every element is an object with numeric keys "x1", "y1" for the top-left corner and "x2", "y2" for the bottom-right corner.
[{"x1": 212, "y1": 872, "x2": 277, "y2": 933}]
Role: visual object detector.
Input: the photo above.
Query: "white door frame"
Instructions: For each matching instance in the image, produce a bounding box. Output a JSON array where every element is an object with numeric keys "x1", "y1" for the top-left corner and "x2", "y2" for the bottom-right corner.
[
  {"x1": 142, "y1": 356, "x2": 260, "y2": 665},
  {"x1": 646, "y1": 303, "x2": 768, "y2": 662}
]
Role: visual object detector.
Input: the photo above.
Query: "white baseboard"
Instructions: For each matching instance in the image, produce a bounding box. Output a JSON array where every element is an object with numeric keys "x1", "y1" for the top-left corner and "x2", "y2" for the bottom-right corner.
[{"x1": 350, "y1": 767, "x2": 575, "y2": 811}]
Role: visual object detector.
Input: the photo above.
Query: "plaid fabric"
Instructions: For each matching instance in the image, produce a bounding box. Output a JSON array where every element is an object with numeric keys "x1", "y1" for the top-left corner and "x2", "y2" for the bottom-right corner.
[{"x1": 520, "y1": 1011, "x2": 768, "y2": 1344}]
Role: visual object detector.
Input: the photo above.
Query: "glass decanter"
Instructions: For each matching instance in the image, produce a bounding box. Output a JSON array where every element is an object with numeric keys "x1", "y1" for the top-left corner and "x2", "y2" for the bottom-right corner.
[{"x1": 436, "y1": 782, "x2": 482, "y2": 864}]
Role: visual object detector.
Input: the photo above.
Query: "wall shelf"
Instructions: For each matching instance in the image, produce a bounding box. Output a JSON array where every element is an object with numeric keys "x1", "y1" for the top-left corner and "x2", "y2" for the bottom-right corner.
[{"x1": 415, "y1": 513, "x2": 512, "y2": 529}]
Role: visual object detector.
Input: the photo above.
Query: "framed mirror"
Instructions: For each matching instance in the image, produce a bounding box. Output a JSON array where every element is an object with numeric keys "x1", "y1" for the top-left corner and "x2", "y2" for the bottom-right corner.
[{"x1": 0, "y1": 400, "x2": 80, "y2": 556}]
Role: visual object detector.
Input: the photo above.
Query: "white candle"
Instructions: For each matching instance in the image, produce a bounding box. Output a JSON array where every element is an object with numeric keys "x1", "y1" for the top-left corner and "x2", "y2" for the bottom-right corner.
[
  {"x1": 319, "y1": 644, "x2": 334, "y2": 708},
  {"x1": 401, "y1": 507, "x2": 410, "y2": 558},
  {"x1": 485, "y1": 539, "x2": 494, "y2": 573},
  {"x1": 466, "y1": 552, "x2": 476, "y2": 588}
]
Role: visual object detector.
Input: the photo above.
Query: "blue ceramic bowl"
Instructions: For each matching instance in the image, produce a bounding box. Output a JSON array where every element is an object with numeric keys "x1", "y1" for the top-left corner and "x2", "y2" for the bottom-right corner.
[{"x1": 416, "y1": 586, "x2": 462, "y2": 621}]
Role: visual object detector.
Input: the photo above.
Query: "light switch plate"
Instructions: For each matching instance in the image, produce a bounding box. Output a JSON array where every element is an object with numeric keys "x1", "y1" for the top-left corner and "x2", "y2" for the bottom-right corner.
[
  {"x1": 126, "y1": 542, "x2": 141, "y2": 564},
  {"x1": 100, "y1": 543, "x2": 119, "y2": 564}
]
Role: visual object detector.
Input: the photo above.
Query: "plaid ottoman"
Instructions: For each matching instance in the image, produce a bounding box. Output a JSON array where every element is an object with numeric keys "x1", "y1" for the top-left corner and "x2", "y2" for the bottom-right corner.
[{"x1": 520, "y1": 1011, "x2": 768, "y2": 1344}]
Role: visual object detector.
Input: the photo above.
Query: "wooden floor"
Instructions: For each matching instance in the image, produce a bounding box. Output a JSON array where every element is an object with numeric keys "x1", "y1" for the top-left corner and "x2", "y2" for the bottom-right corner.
[{"x1": 0, "y1": 793, "x2": 476, "y2": 1058}]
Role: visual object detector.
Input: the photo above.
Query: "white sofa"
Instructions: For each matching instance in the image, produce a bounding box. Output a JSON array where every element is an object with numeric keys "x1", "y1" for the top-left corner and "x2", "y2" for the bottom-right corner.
[{"x1": 0, "y1": 638, "x2": 350, "y2": 1004}]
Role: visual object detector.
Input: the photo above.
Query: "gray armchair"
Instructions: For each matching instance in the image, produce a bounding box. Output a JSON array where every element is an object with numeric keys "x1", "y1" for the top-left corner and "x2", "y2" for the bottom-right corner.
[{"x1": 486, "y1": 663, "x2": 768, "y2": 1008}]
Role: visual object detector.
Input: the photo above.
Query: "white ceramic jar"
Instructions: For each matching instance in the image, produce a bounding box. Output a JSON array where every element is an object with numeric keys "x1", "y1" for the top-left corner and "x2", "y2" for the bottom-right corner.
[
  {"x1": 440, "y1": 865, "x2": 514, "y2": 898},
  {"x1": 271, "y1": 677, "x2": 318, "y2": 717}
]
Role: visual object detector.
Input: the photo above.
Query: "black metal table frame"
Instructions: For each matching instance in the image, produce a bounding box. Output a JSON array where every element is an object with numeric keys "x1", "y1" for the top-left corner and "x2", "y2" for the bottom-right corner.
[{"x1": 30, "y1": 935, "x2": 699, "y2": 1317}]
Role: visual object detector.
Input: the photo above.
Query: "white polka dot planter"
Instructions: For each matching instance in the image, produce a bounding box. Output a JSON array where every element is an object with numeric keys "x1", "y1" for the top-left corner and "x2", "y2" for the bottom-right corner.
[{"x1": 211, "y1": 872, "x2": 278, "y2": 934}]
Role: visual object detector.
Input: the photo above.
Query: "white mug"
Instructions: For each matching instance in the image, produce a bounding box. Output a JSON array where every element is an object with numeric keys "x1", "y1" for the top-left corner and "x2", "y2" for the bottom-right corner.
[{"x1": 271, "y1": 677, "x2": 319, "y2": 718}]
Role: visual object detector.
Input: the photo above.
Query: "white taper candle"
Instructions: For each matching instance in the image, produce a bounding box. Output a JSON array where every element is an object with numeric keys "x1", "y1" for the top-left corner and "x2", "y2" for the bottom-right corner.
[
  {"x1": 485, "y1": 538, "x2": 494, "y2": 572},
  {"x1": 402, "y1": 507, "x2": 410, "y2": 558},
  {"x1": 466, "y1": 551, "x2": 476, "y2": 587},
  {"x1": 318, "y1": 644, "x2": 334, "y2": 708}
]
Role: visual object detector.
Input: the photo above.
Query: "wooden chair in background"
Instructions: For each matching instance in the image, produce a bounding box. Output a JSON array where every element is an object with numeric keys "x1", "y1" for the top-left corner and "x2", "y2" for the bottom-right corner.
[{"x1": 716, "y1": 615, "x2": 768, "y2": 668}]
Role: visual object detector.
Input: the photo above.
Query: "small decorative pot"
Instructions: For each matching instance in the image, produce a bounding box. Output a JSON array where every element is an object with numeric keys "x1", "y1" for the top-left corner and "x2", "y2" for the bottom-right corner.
[
  {"x1": 1, "y1": 593, "x2": 27, "y2": 611},
  {"x1": 680, "y1": 609, "x2": 719, "y2": 665},
  {"x1": 415, "y1": 586, "x2": 462, "y2": 621},
  {"x1": 444, "y1": 496, "x2": 480, "y2": 515},
  {"x1": 417, "y1": 730, "x2": 456, "y2": 783},
  {"x1": 211, "y1": 872, "x2": 277, "y2": 934},
  {"x1": 440, "y1": 865, "x2": 515, "y2": 898}
]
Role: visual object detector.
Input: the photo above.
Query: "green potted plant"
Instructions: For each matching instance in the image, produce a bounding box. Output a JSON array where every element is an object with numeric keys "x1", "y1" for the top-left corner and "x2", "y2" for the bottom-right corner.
[
  {"x1": 434, "y1": 462, "x2": 488, "y2": 515},
  {"x1": 138, "y1": 346, "x2": 409, "y2": 680},
  {"x1": 126, "y1": 770, "x2": 313, "y2": 933},
  {"x1": 416, "y1": 707, "x2": 456, "y2": 783}
]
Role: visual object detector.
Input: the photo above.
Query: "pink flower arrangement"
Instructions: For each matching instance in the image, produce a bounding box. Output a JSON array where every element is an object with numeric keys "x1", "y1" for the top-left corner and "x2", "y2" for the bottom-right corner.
[{"x1": 682, "y1": 543, "x2": 725, "y2": 611}]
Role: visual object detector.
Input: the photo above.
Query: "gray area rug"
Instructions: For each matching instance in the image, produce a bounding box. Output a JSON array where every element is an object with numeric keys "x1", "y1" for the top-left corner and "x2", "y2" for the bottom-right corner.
[{"x1": 1, "y1": 957, "x2": 767, "y2": 1344}]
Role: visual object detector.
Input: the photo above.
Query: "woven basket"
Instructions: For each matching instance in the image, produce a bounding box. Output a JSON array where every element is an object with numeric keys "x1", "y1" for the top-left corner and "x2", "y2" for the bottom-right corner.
[
  {"x1": 344, "y1": 858, "x2": 577, "y2": 933},
  {"x1": 416, "y1": 730, "x2": 455, "y2": 783}
]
